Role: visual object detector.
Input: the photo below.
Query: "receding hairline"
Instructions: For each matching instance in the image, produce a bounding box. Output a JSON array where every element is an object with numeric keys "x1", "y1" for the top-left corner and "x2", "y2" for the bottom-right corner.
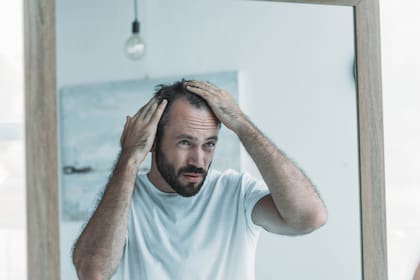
[
  {"x1": 163, "y1": 96, "x2": 220, "y2": 125},
  {"x1": 154, "y1": 79, "x2": 221, "y2": 142}
]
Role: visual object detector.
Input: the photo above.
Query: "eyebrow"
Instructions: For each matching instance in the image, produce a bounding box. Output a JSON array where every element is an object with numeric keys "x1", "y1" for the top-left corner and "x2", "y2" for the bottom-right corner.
[{"x1": 175, "y1": 134, "x2": 218, "y2": 142}]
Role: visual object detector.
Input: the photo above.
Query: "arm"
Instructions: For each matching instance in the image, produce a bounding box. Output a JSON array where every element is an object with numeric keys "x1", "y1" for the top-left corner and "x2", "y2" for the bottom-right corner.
[
  {"x1": 72, "y1": 97, "x2": 167, "y2": 279},
  {"x1": 236, "y1": 119, "x2": 327, "y2": 234},
  {"x1": 185, "y1": 81, "x2": 327, "y2": 235}
]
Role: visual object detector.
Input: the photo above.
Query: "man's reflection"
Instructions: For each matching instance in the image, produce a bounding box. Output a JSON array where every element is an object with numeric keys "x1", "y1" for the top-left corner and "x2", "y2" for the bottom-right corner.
[{"x1": 72, "y1": 80, "x2": 327, "y2": 280}]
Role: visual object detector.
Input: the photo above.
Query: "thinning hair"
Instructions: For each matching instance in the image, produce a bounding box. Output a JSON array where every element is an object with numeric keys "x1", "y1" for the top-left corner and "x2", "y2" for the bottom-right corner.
[{"x1": 153, "y1": 79, "x2": 220, "y2": 141}]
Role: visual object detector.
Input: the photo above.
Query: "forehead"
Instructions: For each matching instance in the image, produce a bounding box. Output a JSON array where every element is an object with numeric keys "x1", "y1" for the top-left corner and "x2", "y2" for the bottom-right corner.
[{"x1": 164, "y1": 98, "x2": 219, "y2": 138}]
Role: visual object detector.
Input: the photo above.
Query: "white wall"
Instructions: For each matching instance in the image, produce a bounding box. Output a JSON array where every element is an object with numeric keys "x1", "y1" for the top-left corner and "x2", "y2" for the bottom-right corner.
[
  {"x1": 0, "y1": 1, "x2": 26, "y2": 279},
  {"x1": 57, "y1": 0, "x2": 359, "y2": 279},
  {"x1": 380, "y1": 1, "x2": 420, "y2": 279}
]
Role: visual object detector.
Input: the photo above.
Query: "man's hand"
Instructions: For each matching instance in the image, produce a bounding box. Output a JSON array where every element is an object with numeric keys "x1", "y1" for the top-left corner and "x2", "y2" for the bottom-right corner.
[
  {"x1": 120, "y1": 96, "x2": 167, "y2": 164},
  {"x1": 184, "y1": 81, "x2": 247, "y2": 133}
]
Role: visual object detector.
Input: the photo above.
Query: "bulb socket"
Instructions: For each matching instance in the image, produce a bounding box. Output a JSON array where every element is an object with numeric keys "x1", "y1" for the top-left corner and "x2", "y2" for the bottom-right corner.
[{"x1": 132, "y1": 20, "x2": 140, "y2": 34}]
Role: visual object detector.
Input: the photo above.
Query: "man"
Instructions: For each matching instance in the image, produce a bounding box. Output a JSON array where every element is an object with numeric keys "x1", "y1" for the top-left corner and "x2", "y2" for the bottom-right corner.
[{"x1": 72, "y1": 80, "x2": 327, "y2": 280}]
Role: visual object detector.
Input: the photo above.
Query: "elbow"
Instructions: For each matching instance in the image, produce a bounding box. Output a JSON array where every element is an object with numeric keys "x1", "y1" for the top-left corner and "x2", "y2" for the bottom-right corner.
[
  {"x1": 74, "y1": 262, "x2": 105, "y2": 280},
  {"x1": 291, "y1": 206, "x2": 328, "y2": 235},
  {"x1": 76, "y1": 270, "x2": 104, "y2": 280},
  {"x1": 311, "y1": 207, "x2": 328, "y2": 230},
  {"x1": 302, "y1": 206, "x2": 328, "y2": 233},
  {"x1": 73, "y1": 251, "x2": 105, "y2": 280}
]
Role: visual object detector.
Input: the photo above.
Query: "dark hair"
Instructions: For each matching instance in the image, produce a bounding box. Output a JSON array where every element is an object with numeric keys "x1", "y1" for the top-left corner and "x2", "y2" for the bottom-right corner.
[{"x1": 154, "y1": 79, "x2": 220, "y2": 141}]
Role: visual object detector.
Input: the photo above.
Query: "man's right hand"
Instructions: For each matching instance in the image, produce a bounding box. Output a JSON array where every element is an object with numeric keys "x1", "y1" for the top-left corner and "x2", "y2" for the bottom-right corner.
[{"x1": 119, "y1": 96, "x2": 167, "y2": 164}]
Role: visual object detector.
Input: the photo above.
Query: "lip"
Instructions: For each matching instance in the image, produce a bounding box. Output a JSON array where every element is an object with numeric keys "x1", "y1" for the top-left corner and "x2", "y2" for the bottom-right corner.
[{"x1": 182, "y1": 173, "x2": 203, "y2": 183}]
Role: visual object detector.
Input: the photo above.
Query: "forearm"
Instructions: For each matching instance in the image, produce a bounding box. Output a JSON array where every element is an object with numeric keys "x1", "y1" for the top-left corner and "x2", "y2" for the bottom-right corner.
[
  {"x1": 183, "y1": 81, "x2": 326, "y2": 230},
  {"x1": 73, "y1": 151, "x2": 140, "y2": 279},
  {"x1": 236, "y1": 118, "x2": 327, "y2": 230}
]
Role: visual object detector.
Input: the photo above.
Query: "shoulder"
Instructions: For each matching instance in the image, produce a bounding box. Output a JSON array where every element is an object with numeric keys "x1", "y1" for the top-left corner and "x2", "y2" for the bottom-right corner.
[
  {"x1": 207, "y1": 169, "x2": 244, "y2": 185},
  {"x1": 207, "y1": 169, "x2": 266, "y2": 192}
]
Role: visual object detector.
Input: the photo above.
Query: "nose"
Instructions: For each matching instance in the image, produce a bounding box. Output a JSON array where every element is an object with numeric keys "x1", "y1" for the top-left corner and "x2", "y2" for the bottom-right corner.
[{"x1": 187, "y1": 146, "x2": 206, "y2": 168}]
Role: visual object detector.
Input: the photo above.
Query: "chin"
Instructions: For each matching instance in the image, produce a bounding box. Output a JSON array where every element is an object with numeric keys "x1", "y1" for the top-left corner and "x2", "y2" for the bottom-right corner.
[{"x1": 175, "y1": 184, "x2": 202, "y2": 197}]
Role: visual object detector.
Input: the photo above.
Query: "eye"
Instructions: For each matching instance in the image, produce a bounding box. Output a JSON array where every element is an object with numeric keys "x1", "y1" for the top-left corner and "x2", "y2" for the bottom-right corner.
[
  {"x1": 178, "y1": 139, "x2": 191, "y2": 146},
  {"x1": 204, "y1": 141, "x2": 216, "y2": 150}
]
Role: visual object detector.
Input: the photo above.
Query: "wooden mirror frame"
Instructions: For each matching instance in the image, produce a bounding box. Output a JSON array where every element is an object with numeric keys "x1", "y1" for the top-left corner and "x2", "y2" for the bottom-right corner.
[{"x1": 24, "y1": 0, "x2": 387, "y2": 279}]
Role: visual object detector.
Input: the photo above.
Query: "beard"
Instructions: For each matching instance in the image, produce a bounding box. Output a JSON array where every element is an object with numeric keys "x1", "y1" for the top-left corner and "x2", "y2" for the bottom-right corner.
[{"x1": 155, "y1": 143, "x2": 210, "y2": 197}]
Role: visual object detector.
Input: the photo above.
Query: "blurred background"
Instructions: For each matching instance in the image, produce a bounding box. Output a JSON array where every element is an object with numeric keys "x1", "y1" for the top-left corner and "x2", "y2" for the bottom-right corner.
[
  {"x1": 0, "y1": 0, "x2": 418, "y2": 279},
  {"x1": 380, "y1": 1, "x2": 420, "y2": 279}
]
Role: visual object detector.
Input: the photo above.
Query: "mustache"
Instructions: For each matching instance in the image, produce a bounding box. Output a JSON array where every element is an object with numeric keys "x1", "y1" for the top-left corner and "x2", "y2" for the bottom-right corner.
[{"x1": 178, "y1": 165, "x2": 206, "y2": 175}]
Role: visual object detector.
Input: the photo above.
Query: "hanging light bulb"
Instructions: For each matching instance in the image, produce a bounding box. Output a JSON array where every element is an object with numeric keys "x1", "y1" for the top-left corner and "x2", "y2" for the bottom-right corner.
[{"x1": 125, "y1": 0, "x2": 145, "y2": 60}]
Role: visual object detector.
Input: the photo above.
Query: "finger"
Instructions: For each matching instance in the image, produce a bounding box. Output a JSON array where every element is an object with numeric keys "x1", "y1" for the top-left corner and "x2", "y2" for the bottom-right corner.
[
  {"x1": 185, "y1": 84, "x2": 211, "y2": 99},
  {"x1": 184, "y1": 80, "x2": 204, "y2": 89},
  {"x1": 185, "y1": 80, "x2": 216, "y2": 91},
  {"x1": 150, "y1": 99, "x2": 168, "y2": 124},
  {"x1": 133, "y1": 96, "x2": 158, "y2": 119},
  {"x1": 135, "y1": 96, "x2": 158, "y2": 118},
  {"x1": 142, "y1": 100, "x2": 159, "y2": 122},
  {"x1": 185, "y1": 82, "x2": 222, "y2": 99}
]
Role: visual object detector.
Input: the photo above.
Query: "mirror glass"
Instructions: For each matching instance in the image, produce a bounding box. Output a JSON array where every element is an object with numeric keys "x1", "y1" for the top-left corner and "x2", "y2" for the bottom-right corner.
[{"x1": 56, "y1": 0, "x2": 360, "y2": 279}]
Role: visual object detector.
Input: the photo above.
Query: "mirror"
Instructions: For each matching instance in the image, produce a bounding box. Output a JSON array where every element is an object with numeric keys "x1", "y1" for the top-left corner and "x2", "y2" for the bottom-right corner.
[{"x1": 24, "y1": 0, "x2": 387, "y2": 279}]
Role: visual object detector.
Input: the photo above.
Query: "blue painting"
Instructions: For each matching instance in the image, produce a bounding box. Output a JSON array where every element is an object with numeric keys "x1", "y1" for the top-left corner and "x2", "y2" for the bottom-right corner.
[{"x1": 59, "y1": 71, "x2": 240, "y2": 221}]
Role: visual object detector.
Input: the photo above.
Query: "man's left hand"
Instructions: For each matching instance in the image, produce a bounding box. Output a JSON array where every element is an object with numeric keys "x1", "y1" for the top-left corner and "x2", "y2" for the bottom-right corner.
[{"x1": 184, "y1": 80, "x2": 246, "y2": 133}]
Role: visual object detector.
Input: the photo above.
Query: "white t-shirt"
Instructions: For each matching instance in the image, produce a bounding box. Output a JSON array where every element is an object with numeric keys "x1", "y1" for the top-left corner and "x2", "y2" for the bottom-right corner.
[{"x1": 115, "y1": 169, "x2": 270, "y2": 280}]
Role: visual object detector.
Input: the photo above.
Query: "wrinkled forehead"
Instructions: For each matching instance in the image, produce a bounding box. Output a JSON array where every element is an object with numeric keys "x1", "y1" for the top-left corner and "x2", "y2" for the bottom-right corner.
[{"x1": 164, "y1": 98, "x2": 220, "y2": 137}]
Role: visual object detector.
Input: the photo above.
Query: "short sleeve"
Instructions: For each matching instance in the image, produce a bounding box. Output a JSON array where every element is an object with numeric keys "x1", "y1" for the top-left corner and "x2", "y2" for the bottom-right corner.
[{"x1": 242, "y1": 172, "x2": 270, "y2": 236}]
